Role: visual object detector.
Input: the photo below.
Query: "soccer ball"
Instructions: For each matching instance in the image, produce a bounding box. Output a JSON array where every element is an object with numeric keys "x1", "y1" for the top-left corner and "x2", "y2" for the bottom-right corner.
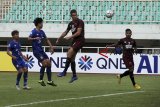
[{"x1": 106, "y1": 10, "x2": 114, "y2": 18}]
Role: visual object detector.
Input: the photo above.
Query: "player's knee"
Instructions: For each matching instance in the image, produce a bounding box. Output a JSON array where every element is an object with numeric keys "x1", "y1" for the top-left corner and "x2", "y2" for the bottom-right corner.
[
  {"x1": 71, "y1": 57, "x2": 75, "y2": 62},
  {"x1": 129, "y1": 67, "x2": 134, "y2": 72},
  {"x1": 67, "y1": 48, "x2": 75, "y2": 58},
  {"x1": 18, "y1": 68, "x2": 23, "y2": 73},
  {"x1": 67, "y1": 52, "x2": 71, "y2": 58},
  {"x1": 66, "y1": 57, "x2": 72, "y2": 62},
  {"x1": 42, "y1": 61, "x2": 48, "y2": 67},
  {"x1": 23, "y1": 68, "x2": 28, "y2": 72},
  {"x1": 129, "y1": 72, "x2": 134, "y2": 77}
]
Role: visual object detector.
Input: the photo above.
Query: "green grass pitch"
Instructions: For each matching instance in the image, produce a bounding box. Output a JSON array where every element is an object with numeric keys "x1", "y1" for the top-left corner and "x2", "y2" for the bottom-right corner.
[{"x1": 0, "y1": 72, "x2": 160, "y2": 107}]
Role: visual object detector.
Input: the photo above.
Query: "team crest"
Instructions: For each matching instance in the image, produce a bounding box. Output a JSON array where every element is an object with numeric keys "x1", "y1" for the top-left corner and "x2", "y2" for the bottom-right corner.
[{"x1": 71, "y1": 25, "x2": 76, "y2": 32}]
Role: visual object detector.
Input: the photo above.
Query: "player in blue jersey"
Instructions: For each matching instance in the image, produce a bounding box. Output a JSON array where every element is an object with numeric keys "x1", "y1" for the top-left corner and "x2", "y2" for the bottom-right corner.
[
  {"x1": 28, "y1": 17, "x2": 56, "y2": 86},
  {"x1": 7, "y1": 30, "x2": 31, "y2": 90}
]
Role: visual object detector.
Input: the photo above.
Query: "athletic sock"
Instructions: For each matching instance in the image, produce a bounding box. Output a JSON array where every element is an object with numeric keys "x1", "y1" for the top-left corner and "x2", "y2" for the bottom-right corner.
[
  {"x1": 40, "y1": 66, "x2": 45, "y2": 80},
  {"x1": 16, "y1": 72, "x2": 22, "y2": 85},
  {"x1": 23, "y1": 71, "x2": 28, "y2": 86},
  {"x1": 129, "y1": 71, "x2": 136, "y2": 86},
  {"x1": 46, "y1": 66, "x2": 52, "y2": 81},
  {"x1": 71, "y1": 61, "x2": 77, "y2": 77},
  {"x1": 63, "y1": 57, "x2": 71, "y2": 73},
  {"x1": 120, "y1": 70, "x2": 130, "y2": 78}
]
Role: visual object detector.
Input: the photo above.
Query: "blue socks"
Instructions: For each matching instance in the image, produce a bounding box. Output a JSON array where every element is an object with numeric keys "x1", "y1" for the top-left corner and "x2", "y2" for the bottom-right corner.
[
  {"x1": 16, "y1": 71, "x2": 28, "y2": 86},
  {"x1": 40, "y1": 66, "x2": 45, "y2": 80},
  {"x1": 23, "y1": 72, "x2": 28, "y2": 86},
  {"x1": 16, "y1": 72, "x2": 22, "y2": 85},
  {"x1": 46, "y1": 66, "x2": 52, "y2": 81}
]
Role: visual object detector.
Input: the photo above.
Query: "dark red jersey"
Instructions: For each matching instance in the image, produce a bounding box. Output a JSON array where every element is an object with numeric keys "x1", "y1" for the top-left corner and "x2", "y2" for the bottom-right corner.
[
  {"x1": 116, "y1": 37, "x2": 136, "y2": 68},
  {"x1": 66, "y1": 18, "x2": 85, "y2": 42},
  {"x1": 117, "y1": 37, "x2": 136, "y2": 57}
]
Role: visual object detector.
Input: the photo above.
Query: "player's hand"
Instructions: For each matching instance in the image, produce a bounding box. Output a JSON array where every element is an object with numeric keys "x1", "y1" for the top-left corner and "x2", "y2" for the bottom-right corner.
[
  {"x1": 12, "y1": 56, "x2": 17, "y2": 60},
  {"x1": 35, "y1": 37, "x2": 41, "y2": 40},
  {"x1": 50, "y1": 46, "x2": 54, "y2": 55},
  {"x1": 64, "y1": 36, "x2": 72, "y2": 40},
  {"x1": 56, "y1": 38, "x2": 60, "y2": 45}
]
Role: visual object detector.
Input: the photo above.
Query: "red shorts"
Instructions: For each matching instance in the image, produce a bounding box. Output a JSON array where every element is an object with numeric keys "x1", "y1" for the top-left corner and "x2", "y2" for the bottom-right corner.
[
  {"x1": 123, "y1": 55, "x2": 134, "y2": 68},
  {"x1": 71, "y1": 40, "x2": 85, "y2": 52}
]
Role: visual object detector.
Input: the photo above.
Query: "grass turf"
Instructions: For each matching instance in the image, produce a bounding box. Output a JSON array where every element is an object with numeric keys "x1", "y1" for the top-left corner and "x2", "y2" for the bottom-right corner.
[{"x1": 0, "y1": 72, "x2": 160, "y2": 107}]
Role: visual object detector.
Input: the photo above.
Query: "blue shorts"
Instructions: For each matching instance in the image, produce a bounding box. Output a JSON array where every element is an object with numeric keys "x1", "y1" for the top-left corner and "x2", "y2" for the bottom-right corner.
[
  {"x1": 12, "y1": 58, "x2": 28, "y2": 71},
  {"x1": 33, "y1": 51, "x2": 49, "y2": 62}
]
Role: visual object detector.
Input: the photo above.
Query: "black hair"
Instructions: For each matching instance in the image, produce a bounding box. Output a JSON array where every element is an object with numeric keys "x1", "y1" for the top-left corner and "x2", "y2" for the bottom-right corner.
[
  {"x1": 70, "y1": 9, "x2": 77, "y2": 15},
  {"x1": 33, "y1": 17, "x2": 43, "y2": 26},
  {"x1": 125, "y1": 28, "x2": 132, "y2": 33},
  {"x1": 11, "y1": 30, "x2": 19, "y2": 36}
]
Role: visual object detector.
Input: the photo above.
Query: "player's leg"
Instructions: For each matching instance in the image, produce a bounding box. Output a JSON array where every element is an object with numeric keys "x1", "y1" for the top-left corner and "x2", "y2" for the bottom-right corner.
[
  {"x1": 38, "y1": 59, "x2": 48, "y2": 86},
  {"x1": 43, "y1": 59, "x2": 57, "y2": 86},
  {"x1": 23, "y1": 67, "x2": 28, "y2": 87},
  {"x1": 12, "y1": 60, "x2": 22, "y2": 90},
  {"x1": 22, "y1": 66, "x2": 31, "y2": 90},
  {"x1": 16, "y1": 68, "x2": 23, "y2": 90},
  {"x1": 121, "y1": 57, "x2": 130, "y2": 77},
  {"x1": 44, "y1": 59, "x2": 51, "y2": 81},
  {"x1": 37, "y1": 52, "x2": 56, "y2": 86},
  {"x1": 128, "y1": 64, "x2": 136, "y2": 86},
  {"x1": 71, "y1": 57, "x2": 77, "y2": 77},
  {"x1": 70, "y1": 48, "x2": 77, "y2": 76},
  {"x1": 117, "y1": 57, "x2": 130, "y2": 84},
  {"x1": 40, "y1": 66, "x2": 45, "y2": 81},
  {"x1": 117, "y1": 69, "x2": 130, "y2": 84},
  {"x1": 41, "y1": 53, "x2": 51, "y2": 82},
  {"x1": 63, "y1": 47, "x2": 79, "y2": 83},
  {"x1": 69, "y1": 52, "x2": 78, "y2": 83},
  {"x1": 128, "y1": 62, "x2": 141, "y2": 89},
  {"x1": 39, "y1": 61, "x2": 46, "y2": 82},
  {"x1": 57, "y1": 47, "x2": 73, "y2": 77},
  {"x1": 40, "y1": 52, "x2": 57, "y2": 86},
  {"x1": 69, "y1": 41, "x2": 84, "y2": 83},
  {"x1": 34, "y1": 52, "x2": 47, "y2": 86}
]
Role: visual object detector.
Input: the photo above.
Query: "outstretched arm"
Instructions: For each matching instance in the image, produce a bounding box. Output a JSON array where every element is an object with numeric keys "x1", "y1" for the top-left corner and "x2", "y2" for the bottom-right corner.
[
  {"x1": 56, "y1": 30, "x2": 69, "y2": 44},
  {"x1": 65, "y1": 28, "x2": 82, "y2": 40}
]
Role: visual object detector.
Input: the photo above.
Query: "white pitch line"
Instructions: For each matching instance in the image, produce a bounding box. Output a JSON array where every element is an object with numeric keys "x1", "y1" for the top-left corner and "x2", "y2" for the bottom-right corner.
[{"x1": 5, "y1": 91, "x2": 144, "y2": 107}]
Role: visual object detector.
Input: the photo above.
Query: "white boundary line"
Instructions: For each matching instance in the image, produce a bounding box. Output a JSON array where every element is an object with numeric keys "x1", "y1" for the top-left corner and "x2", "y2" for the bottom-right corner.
[{"x1": 5, "y1": 91, "x2": 145, "y2": 107}]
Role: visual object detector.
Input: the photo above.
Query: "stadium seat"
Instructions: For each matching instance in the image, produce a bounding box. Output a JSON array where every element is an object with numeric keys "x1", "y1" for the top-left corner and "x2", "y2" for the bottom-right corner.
[{"x1": 1, "y1": 0, "x2": 160, "y2": 24}]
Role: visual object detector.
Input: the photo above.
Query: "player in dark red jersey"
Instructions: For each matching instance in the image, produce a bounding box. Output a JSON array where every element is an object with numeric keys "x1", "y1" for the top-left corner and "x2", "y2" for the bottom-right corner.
[
  {"x1": 56, "y1": 9, "x2": 85, "y2": 83},
  {"x1": 108, "y1": 29, "x2": 141, "y2": 89}
]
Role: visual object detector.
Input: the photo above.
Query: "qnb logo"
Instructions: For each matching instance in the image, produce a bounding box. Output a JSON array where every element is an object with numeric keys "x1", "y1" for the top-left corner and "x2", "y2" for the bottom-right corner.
[
  {"x1": 78, "y1": 55, "x2": 93, "y2": 71},
  {"x1": 26, "y1": 54, "x2": 35, "y2": 69}
]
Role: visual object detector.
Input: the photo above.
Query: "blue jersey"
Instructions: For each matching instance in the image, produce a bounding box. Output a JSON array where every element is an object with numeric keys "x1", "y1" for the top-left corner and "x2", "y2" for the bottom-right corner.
[
  {"x1": 29, "y1": 28, "x2": 47, "y2": 53},
  {"x1": 8, "y1": 40, "x2": 23, "y2": 60}
]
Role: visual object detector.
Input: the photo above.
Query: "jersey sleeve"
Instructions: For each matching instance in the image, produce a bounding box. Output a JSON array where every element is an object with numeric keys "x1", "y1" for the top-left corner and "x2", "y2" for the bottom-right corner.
[
  {"x1": 78, "y1": 20, "x2": 84, "y2": 29},
  {"x1": 29, "y1": 30, "x2": 34, "y2": 38},
  {"x1": 42, "y1": 30, "x2": 47, "y2": 39},
  {"x1": 66, "y1": 22, "x2": 71, "y2": 31},
  {"x1": 7, "y1": 42, "x2": 12, "y2": 51}
]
